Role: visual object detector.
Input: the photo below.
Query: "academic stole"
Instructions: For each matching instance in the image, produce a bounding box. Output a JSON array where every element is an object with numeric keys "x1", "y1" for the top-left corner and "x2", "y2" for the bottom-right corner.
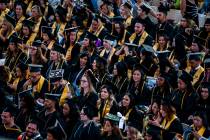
[
  {"x1": 160, "y1": 115, "x2": 177, "y2": 139},
  {"x1": 60, "y1": 85, "x2": 70, "y2": 106},
  {"x1": 186, "y1": 67, "x2": 204, "y2": 85},
  {"x1": 125, "y1": 109, "x2": 133, "y2": 122},
  {"x1": 47, "y1": 40, "x2": 55, "y2": 50},
  {"x1": 32, "y1": 76, "x2": 45, "y2": 96},
  {"x1": 129, "y1": 31, "x2": 149, "y2": 46},
  {"x1": 192, "y1": 125, "x2": 206, "y2": 140},
  {"x1": 98, "y1": 100, "x2": 111, "y2": 119},
  {"x1": 88, "y1": 25, "x2": 104, "y2": 37},
  {"x1": 66, "y1": 44, "x2": 74, "y2": 61},
  {"x1": 118, "y1": 30, "x2": 127, "y2": 46},
  {"x1": 125, "y1": 16, "x2": 133, "y2": 28},
  {"x1": 0, "y1": 8, "x2": 9, "y2": 24},
  {"x1": 52, "y1": 22, "x2": 67, "y2": 36},
  {"x1": 99, "y1": 48, "x2": 116, "y2": 64},
  {"x1": 15, "y1": 16, "x2": 25, "y2": 32}
]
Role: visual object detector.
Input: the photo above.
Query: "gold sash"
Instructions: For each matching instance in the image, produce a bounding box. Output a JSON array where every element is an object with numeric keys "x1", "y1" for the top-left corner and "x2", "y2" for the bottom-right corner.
[
  {"x1": 129, "y1": 31, "x2": 149, "y2": 46},
  {"x1": 88, "y1": 25, "x2": 104, "y2": 37},
  {"x1": 99, "y1": 48, "x2": 116, "y2": 63},
  {"x1": 60, "y1": 85, "x2": 69, "y2": 106},
  {"x1": 0, "y1": 8, "x2": 10, "y2": 24},
  {"x1": 118, "y1": 30, "x2": 127, "y2": 46},
  {"x1": 65, "y1": 45, "x2": 74, "y2": 61},
  {"x1": 52, "y1": 22, "x2": 67, "y2": 36},
  {"x1": 192, "y1": 125, "x2": 206, "y2": 140},
  {"x1": 161, "y1": 114, "x2": 177, "y2": 130},
  {"x1": 15, "y1": 16, "x2": 25, "y2": 32},
  {"x1": 47, "y1": 40, "x2": 55, "y2": 50},
  {"x1": 186, "y1": 66, "x2": 204, "y2": 86},
  {"x1": 125, "y1": 16, "x2": 133, "y2": 28},
  {"x1": 33, "y1": 76, "x2": 45, "y2": 96},
  {"x1": 26, "y1": 1, "x2": 33, "y2": 15},
  {"x1": 99, "y1": 100, "x2": 111, "y2": 119},
  {"x1": 125, "y1": 109, "x2": 132, "y2": 121}
]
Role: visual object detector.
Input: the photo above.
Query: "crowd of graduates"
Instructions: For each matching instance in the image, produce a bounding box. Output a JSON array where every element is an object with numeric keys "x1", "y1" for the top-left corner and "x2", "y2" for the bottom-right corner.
[{"x1": 0, "y1": 0, "x2": 210, "y2": 140}]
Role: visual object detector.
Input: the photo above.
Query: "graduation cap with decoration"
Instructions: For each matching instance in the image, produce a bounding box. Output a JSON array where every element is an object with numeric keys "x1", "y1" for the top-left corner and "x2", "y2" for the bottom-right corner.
[
  {"x1": 52, "y1": 43, "x2": 66, "y2": 55},
  {"x1": 5, "y1": 14, "x2": 16, "y2": 27},
  {"x1": 22, "y1": 19, "x2": 36, "y2": 28},
  {"x1": 28, "y1": 64, "x2": 43, "y2": 73},
  {"x1": 45, "y1": 93, "x2": 60, "y2": 102},
  {"x1": 49, "y1": 69, "x2": 64, "y2": 83},
  {"x1": 104, "y1": 113, "x2": 120, "y2": 125},
  {"x1": 178, "y1": 70, "x2": 193, "y2": 84},
  {"x1": 204, "y1": 58, "x2": 210, "y2": 69},
  {"x1": 187, "y1": 52, "x2": 205, "y2": 61}
]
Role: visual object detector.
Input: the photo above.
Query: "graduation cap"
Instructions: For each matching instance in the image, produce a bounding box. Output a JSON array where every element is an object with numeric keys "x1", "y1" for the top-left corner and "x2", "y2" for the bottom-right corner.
[
  {"x1": 104, "y1": 113, "x2": 120, "y2": 125},
  {"x1": 123, "y1": 1, "x2": 132, "y2": 10},
  {"x1": 31, "y1": 40, "x2": 42, "y2": 47},
  {"x1": 49, "y1": 69, "x2": 64, "y2": 83},
  {"x1": 17, "y1": 61, "x2": 28, "y2": 71},
  {"x1": 103, "y1": 33, "x2": 117, "y2": 42},
  {"x1": 101, "y1": 0, "x2": 113, "y2": 6},
  {"x1": 111, "y1": 16, "x2": 125, "y2": 23},
  {"x1": 133, "y1": 63, "x2": 149, "y2": 77},
  {"x1": 8, "y1": 34, "x2": 23, "y2": 44},
  {"x1": 187, "y1": 52, "x2": 205, "y2": 61},
  {"x1": 179, "y1": 70, "x2": 193, "y2": 84},
  {"x1": 22, "y1": 19, "x2": 36, "y2": 28},
  {"x1": 158, "y1": 3, "x2": 169, "y2": 15},
  {"x1": 146, "y1": 124, "x2": 162, "y2": 140},
  {"x1": 47, "y1": 124, "x2": 67, "y2": 140},
  {"x1": 3, "y1": 106, "x2": 17, "y2": 117},
  {"x1": 14, "y1": 0, "x2": 27, "y2": 11},
  {"x1": 124, "y1": 42, "x2": 138, "y2": 51},
  {"x1": 55, "y1": 5, "x2": 67, "y2": 17},
  {"x1": 205, "y1": 18, "x2": 210, "y2": 25},
  {"x1": 192, "y1": 35, "x2": 206, "y2": 50},
  {"x1": 84, "y1": 31, "x2": 98, "y2": 41},
  {"x1": 204, "y1": 58, "x2": 210, "y2": 69},
  {"x1": 102, "y1": 79, "x2": 119, "y2": 96},
  {"x1": 134, "y1": 18, "x2": 146, "y2": 26},
  {"x1": 140, "y1": 4, "x2": 151, "y2": 14},
  {"x1": 156, "y1": 50, "x2": 171, "y2": 59},
  {"x1": 64, "y1": 26, "x2": 78, "y2": 34},
  {"x1": 5, "y1": 14, "x2": 16, "y2": 27},
  {"x1": 28, "y1": 64, "x2": 43, "y2": 72},
  {"x1": 42, "y1": 26, "x2": 53, "y2": 34},
  {"x1": 52, "y1": 43, "x2": 66, "y2": 55},
  {"x1": 18, "y1": 88, "x2": 33, "y2": 98},
  {"x1": 45, "y1": 93, "x2": 60, "y2": 101},
  {"x1": 141, "y1": 44, "x2": 155, "y2": 54}
]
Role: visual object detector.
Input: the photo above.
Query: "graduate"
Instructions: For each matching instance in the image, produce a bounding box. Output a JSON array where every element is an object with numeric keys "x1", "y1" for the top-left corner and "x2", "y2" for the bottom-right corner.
[{"x1": 23, "y1": 64, "x2": 49, "y2": 101}]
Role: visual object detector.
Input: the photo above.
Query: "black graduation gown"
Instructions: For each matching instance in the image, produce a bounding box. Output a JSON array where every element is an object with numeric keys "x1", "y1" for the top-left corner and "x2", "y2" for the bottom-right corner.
[
  {"x1": 171, "y1": 89, "x2": 198, "y2": 122},
  {"x1": 36, "y1": 109, "x2": 62, "y2": 138},
  {"x1": 161, "y1": 118, "x2": 183, "y2": 140},
  {"x1": 196, "y1": 97, "x2": 210, "y2": 125},
  {"x1": 152, "y1": 86, "x2": 172, "y2": 101},
  {"x1": 132, "y1": 32, "x2": 153, "y2": 46},
  {"x1": 65, "y1": 42, "x2": 81, "y2": 65},
  {"x1": 156, "y1": 21, "x2": 174, "y2": 42},
  {"x1": 76, "y1": 91, "x2": 98, "y2": 114},
  {"x1": 119, "y1": 106, "x2": 144, "y2": 131},
  {"x1": 15, "y1": 109, "x2": 37, "y2": 131},
  {"x1": 70, "y1": 121, "x2": 101, "y2": 140},
  {"x1": 32, "y1": 78, "x2": 49, "y2": 99},
  {"x1": 127, "y1": 82, "x2": 151, "y2": 106},
  {"x1": 0, "y1": 124, "x2": 21, "y2": 139}
]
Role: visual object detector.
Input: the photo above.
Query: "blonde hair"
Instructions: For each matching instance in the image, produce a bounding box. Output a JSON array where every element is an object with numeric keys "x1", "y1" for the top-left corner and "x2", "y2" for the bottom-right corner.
[
  {"x1": 31, "y1": 5, "x2": 43, "y2": 17},
  {"x1": 3, "y1": 19, "x2": 14, "y2": 37}
]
